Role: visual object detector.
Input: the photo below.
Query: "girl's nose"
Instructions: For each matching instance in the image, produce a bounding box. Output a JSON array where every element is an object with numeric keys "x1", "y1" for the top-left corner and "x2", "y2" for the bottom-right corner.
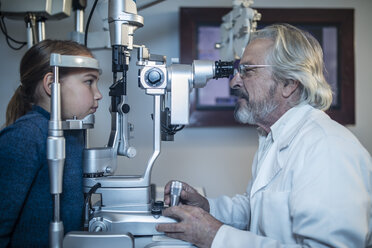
[{"x1": 94, "y1": 85, "x2": 102, "y2": 101}]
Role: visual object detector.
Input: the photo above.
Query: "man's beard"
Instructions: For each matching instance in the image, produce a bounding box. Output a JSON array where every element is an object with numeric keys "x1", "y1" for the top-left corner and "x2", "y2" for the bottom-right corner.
[{"x1": 234, "y1": 84, "x2": 278, "y2": 125}]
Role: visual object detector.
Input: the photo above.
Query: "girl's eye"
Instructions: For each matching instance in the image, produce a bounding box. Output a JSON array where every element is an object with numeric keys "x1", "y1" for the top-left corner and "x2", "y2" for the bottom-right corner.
[{"x1": 85, "y1": 80, "x2": 94, "y2": 86}]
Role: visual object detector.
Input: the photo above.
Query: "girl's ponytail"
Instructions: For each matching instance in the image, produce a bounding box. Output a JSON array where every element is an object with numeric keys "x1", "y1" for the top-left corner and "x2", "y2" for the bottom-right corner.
[{"x1": 5, "y1": 85, "x2": 34, "y2": 126}]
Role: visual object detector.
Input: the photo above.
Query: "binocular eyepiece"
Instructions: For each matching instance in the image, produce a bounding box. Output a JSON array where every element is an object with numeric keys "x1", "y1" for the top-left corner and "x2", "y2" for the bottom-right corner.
[{"x1": 214, "y1": 60, "x2": 234, "y2": 79}]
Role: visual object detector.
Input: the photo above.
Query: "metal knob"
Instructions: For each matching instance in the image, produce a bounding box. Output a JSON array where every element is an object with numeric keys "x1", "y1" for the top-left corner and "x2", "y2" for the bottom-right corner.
[
  {"x1": 145, "y1": 67, "x2": 164, "y2": 87},
  {"x1": 148, "y1": 70, "x2": 162, "y2": 84},
  {"x1": 170, "y1": 181, "x2": 183, "y2": 207}
]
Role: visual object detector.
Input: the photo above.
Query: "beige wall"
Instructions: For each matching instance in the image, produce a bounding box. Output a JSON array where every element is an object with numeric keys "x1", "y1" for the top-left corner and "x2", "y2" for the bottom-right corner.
[{"x1": 0, "y1": 0, "x2": 371, "y2": 198}]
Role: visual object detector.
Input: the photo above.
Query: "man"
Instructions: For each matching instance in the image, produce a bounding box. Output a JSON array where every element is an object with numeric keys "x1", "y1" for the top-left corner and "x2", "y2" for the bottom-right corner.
[{"x1": 156, "y1": 24, "x2": 372, "y2": 247}]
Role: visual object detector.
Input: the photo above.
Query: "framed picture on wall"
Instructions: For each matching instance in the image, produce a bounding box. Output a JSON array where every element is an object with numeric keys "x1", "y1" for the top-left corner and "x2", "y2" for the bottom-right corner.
[{"x1": 180, "y1": 8, "x2": 355, "y2": 126}]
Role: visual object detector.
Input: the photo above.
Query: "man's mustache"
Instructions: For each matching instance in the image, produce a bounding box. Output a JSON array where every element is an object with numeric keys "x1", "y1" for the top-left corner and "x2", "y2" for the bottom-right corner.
[{"x1": 231, "y1": 89, "x2": 249, "y2": 102}]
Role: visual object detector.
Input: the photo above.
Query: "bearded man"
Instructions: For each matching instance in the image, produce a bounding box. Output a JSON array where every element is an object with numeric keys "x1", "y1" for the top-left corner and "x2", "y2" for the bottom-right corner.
[{"x1": 156, "y1": 24, "x2": 372, "y2": 248}]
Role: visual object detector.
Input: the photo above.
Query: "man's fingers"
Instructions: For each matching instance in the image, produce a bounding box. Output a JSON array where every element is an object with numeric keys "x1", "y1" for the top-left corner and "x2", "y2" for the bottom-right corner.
[
  {"x1": 164, "y1": 232, "x2": 187, "y2": 242},
  {"x1": 156, "y1": 223, "x2": 183, "y2": 233},
  {"x1": 164, "y1": 195, "x2": 170, "y2": 206},
  {"x1": 181, "y1": 183, "x2": 199, "y2": 199},
  {"x1": 164, "y1": 181, "x2": 173, "y2": 194},
  {"x1": 162, "y1": 206, "x2": 184, "y2": 220},
  {"x1": 180, "y1": 189, "x2": 192, "y2": 201},
  {"x1": 164, "y1": 180, "x2": 197, "y2": 206},
  {"x1": 162, "y1": 205, "x2": 195, "y2": 221}
]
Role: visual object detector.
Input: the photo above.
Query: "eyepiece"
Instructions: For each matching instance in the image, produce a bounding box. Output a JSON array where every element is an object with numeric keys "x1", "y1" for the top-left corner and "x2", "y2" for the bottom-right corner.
[{"x1": 214, "y1": 60, "x2": 234, "y2": 79}]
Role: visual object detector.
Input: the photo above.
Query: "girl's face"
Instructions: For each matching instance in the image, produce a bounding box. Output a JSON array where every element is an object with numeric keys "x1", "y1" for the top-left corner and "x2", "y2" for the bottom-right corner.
[{"x1": 60, "y1": 68, "x2": 102, "y2": 120}]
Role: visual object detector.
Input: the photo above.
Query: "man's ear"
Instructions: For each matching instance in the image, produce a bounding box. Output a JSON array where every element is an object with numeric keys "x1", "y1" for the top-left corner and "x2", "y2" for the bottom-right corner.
[
  {"x1": 282, "y1": 80, "x2": 300, "y2": 98},
  {"x1": 42, "y1": 72, "x2": 54, "y2": 96}
]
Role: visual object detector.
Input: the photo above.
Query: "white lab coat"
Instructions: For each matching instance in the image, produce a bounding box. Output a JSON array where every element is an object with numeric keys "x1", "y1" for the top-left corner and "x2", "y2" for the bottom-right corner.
[{"x1": 209, "y1": 104, "x2": 372, "y2": 248}]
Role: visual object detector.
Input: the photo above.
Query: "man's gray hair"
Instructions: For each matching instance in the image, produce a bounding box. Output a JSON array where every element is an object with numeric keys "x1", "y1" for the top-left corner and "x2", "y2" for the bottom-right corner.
[{"x1": 250, "y1": 23, "x2": 333, "y2": 110}]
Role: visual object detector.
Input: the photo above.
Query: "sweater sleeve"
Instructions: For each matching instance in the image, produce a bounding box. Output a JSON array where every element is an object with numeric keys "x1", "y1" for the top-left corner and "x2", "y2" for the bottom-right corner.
[{"x1": 0, "y1": 123, "x2": 44, "y2": 247}]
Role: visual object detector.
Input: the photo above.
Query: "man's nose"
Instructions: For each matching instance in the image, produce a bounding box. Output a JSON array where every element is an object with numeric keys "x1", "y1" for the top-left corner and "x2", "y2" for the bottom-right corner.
[{"x1": 229, "y1": 74, "x2": 243, "y2": 89}]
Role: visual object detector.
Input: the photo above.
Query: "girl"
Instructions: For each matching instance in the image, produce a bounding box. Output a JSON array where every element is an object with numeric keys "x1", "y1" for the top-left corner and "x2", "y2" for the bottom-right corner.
[{"x1": 0, "y1": 40, "x2": 102, "y2": 247}]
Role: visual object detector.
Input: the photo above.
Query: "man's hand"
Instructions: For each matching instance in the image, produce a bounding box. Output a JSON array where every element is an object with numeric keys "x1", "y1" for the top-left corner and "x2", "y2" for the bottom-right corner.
[
  {"x1": 156, "y1": 205, "x2": 223, "y2": 248},
  {"x1": 164, "y1": 180, "x2": 210, "y2": 212}
]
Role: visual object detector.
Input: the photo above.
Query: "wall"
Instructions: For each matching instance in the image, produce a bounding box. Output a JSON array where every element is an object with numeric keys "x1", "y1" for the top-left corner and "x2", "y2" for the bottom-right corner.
[{"x1": 0, "y1": 0, "x2": 371, "y2": 198}]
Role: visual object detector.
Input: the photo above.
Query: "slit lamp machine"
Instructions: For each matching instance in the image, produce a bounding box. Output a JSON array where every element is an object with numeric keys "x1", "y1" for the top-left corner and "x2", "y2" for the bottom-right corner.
[{"x1": 0, "y1": 0, "x2": 260, "y2": 247}]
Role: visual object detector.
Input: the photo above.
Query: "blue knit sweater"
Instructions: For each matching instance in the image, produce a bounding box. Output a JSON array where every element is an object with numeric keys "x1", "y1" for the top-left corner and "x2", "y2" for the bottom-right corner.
[{"x1": 0, "y1": 105, "x2": 84, "y2": 248}]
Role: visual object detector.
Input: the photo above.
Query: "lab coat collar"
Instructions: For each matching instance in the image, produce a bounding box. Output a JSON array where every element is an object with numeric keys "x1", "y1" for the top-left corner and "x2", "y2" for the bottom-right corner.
[
  {"x1": 250, "y1": 104, "x2": 313, "y2": 197},
  {"x1": 271, "y1": 103, "x2": 312, "y2": 148}
]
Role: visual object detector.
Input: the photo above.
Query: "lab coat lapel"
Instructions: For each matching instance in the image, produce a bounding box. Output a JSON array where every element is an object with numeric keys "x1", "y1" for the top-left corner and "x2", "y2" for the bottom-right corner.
[
  {"x1": 250, "y1": 104, "x2": 313, "y2": 198},
  {"x1": 250, "y1": 142, "x2": 283, "y2": 197}
]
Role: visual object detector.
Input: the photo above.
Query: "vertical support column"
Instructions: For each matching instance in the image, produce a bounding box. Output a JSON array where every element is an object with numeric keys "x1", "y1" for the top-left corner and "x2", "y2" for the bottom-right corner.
[
  {"x1": 75, "y1": 9, "x2": 84, "y2": 33},
  {"x1": 143, "y1": 95, "x2": 161, "y2": 184},
  {"x1": 24, "y1": 14, "x2": 36, "y2": 48},
  {"x1": 37, "y1": 17, "x2": 46, "y2": 42},
  {"x1": 47, "y1": 65, "x2": 65, "y2": 248}
]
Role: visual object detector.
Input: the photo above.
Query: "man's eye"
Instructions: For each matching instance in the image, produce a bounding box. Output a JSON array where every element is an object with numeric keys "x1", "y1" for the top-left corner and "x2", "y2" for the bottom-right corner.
[{"x1": 243, "y1": 68, "x2": 255, "y2": 77}]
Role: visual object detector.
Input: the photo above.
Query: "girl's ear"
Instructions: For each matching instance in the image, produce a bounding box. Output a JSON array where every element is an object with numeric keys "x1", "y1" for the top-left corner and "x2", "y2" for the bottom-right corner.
[{"x1": 42, "y1": 72, "x2": 54, "y2": 96}]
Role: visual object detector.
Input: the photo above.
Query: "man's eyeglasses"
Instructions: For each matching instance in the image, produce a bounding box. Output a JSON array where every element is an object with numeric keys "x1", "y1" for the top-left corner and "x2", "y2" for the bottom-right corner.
[{"x1": 236, "y1": 64, "x2": 273, "y2": 79}]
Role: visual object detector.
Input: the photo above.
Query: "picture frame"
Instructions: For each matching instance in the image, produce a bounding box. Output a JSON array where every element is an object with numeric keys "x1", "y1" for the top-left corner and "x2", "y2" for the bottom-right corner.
[{"x1": 180, "y1": 8, "x2": 355, "y2": 126}]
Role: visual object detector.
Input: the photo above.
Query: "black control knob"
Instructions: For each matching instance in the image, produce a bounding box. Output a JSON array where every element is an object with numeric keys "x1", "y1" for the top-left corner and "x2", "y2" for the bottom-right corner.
[
  {"x1": 122, "y1": 104, "x2": 130, "y2": 114},
  {"x1": 145, "y1": 67, "x2": 164, "y2": 87},
  {"x1": 154, "y1": 201, "x2": 164, "y2": 208},
  {"x1": 151, "y1": 207, "x2": 162, "y2": 215},
  {"x1": 151, "y1": 200, "x2": 164, "y2": 218},
  {"x1": 148, "y1": 70, "x2": 161, "y2": 84}
]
